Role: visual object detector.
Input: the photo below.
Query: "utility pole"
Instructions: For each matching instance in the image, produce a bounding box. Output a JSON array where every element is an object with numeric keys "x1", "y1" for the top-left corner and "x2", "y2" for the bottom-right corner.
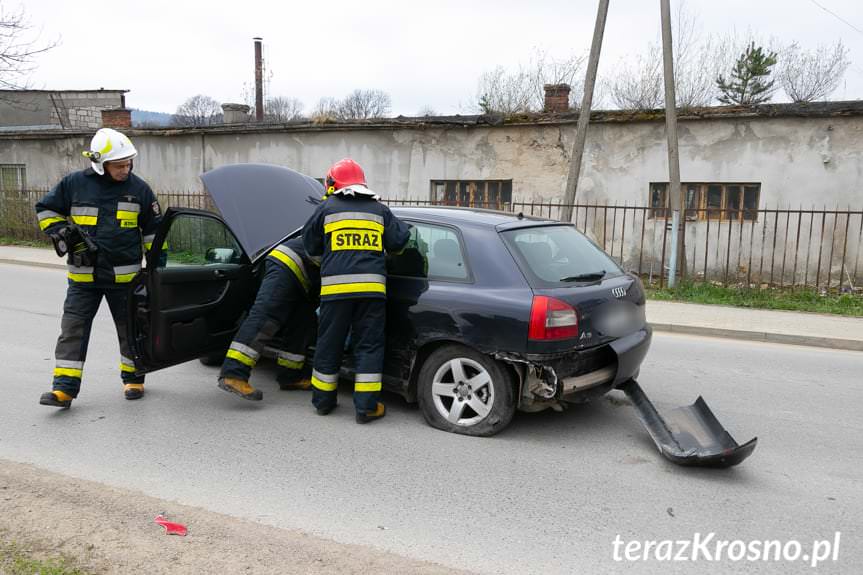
[
  {"x1": 561, "y1": 0, "x2": 610, "y2": 223},
  {"x1": 660, "y1": 0, "x2": 683, "y2": 287}
]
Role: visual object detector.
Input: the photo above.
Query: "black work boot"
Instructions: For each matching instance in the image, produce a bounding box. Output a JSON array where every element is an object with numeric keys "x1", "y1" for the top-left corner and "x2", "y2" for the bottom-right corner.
[
  {"x1": 39, "y1": 390, "x2": 73, "y2": 408},
  {"x1": 356, "y1": 402, "x2": 386, "y2": 424},
  {"x1": 315, "y1": 403, "x2": 337, "y2": 416},
  {"x1": 218, "y1": 377, "x2": 263, "y2": 401},
  {"x1": 124, "y1": 383, "x2": 145, "y2": 400}
]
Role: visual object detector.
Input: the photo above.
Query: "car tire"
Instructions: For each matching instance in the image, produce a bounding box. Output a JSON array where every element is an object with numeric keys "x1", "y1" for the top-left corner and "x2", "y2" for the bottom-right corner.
[
  {"x1": 198, "y1": 350, "x2": 226, "y2": 367},
  {"x1": 418, "y1": 344, "x2": 515, "y2": 437}
]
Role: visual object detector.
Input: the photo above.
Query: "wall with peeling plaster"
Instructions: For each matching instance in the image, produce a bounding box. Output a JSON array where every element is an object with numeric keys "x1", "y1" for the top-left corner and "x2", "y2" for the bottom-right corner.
[
  {"x1": 3, "y1": 115, "x2": 860, "y2": 211},
  {"x1": 2, "y1": 114, "x2": 861, "y2": 285}
]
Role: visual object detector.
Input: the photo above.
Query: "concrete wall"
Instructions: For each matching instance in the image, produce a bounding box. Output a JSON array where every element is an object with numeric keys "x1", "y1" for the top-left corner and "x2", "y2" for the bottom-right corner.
[
  {"x1": 1, "y1": 113, "x2": 861, "y2": 285},
  {"x1": 7, "y1": 113, "x2": 854, "y2": 208}
]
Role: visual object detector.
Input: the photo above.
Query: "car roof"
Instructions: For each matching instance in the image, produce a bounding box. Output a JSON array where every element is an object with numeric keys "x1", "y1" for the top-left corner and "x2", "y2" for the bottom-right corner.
[{"x1": 389, "y1": 205, "x2": 562, "y2": 230}]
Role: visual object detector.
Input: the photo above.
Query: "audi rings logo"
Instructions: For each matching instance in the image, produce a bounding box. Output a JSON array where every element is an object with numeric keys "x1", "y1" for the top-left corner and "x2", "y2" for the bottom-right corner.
[{"x1": 612, "y1": 287, "x2": 627, "y2": 298}]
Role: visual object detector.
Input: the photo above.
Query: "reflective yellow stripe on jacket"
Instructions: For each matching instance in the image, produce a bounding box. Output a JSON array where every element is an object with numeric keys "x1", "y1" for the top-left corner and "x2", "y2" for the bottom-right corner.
[
  {"x1": 70, "y1": 206, "x2": 98, "y2": 226},
  {"x1": 37, "y1": 209, "x2": 67, "y2": 230},
  {"x1": 116, "y1": 202, "x2": 140, "y2": 228},
  {"x1": 267, "y1": 245, "x2": 310, "y2": 292},
  {"x1": 322, "y1": 212, "x2": 385, "y2": 234},
  {"x1": 67, "y1": 265, "x2": 94, "y2": 283},
  {"x1": 113, "y1": 264, "x2": 141, "y2": 283},
  {"x1": 319, "y1": 273, "x2": 386, "y2": 297}
]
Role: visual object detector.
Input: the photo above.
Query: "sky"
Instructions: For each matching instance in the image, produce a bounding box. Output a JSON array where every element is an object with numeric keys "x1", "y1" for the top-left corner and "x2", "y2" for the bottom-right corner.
[{"x1": 14, "y1": 0, "x2": 863, "y2": 116}]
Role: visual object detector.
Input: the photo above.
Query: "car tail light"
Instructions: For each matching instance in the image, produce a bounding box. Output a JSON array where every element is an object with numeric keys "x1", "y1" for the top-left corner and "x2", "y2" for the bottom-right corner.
[{"x1": 528, "y1": 296, "x2": 579, "y2": 340}]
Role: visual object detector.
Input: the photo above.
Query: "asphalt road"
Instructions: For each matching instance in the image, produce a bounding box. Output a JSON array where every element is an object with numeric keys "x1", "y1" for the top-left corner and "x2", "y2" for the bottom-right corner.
[{"x1": 1, "y1": 263, "x2": 861, "y2": 574}]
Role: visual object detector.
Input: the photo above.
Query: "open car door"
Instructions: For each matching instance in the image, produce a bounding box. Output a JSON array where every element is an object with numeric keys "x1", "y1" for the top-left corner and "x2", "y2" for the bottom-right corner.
[
  {"x1": 127, "y1": 163, "x2": 323, "y2": 374},
  {"x1": 128, "y1": 207, "x2": 257, "y2": 373}
]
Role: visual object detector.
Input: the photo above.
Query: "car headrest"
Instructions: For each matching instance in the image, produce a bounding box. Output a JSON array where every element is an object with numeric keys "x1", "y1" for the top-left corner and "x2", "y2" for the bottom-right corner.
[
  {"x1": 521, "y1": 241, "x2": 552, "y2": 264},
  {"x1": 433, "y1": 238, "x2": 460, "y2": 260}
]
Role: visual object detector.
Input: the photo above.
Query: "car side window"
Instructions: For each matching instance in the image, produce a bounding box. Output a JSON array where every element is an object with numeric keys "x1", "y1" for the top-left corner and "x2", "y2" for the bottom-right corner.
[
  {"x1": 159, "y1": 214, "x2": 243, "y2": 268},
  {"x1": 388, "y1": 222, "x2": 469, "y2": 281}
]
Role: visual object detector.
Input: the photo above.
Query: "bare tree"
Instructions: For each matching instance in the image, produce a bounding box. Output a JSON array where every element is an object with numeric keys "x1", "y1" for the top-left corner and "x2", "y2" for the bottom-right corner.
[
  {"x1": 476, "y1": 50, "x2": 586, "y2": 114},
  {"x1": 477, "y1": 65, "x2": 532, "y2": 114},
  {"x1": 610, "y1": 45, "x2": 664, "y2": 110},
  {"x1": 671, "y1": 4, "x2": 722, "y2": 109},
  {"x1": 264, "y1": 96, "x2": 304, "y2": 122},
  {"x1": 610, "y1": 2, "x2": 720, "y2": 110},
  {"x1": 778, "y1": 41, "x2": 850, "y2": 102},
  {"x1": 338, "y1": 89, "x2": 391, "y2": 119},
  {"x1": 529, "y1": 50, "x2": 586, "y2": 110},
  {"x1": 416, "y1": 105, "x2": 438, "y2": 116},
  {"x1": 172, "y1": 95, "x2": 222, "y2": 126},
  {"x1": 0, "y1": 3, "x2": 59, "y2": 90},
  {"x1": 310, "y1": 97, "x2": 341, "y2": 122}
]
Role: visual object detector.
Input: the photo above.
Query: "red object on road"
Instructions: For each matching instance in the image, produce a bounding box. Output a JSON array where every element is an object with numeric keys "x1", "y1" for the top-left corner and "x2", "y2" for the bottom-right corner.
[{"x1": 154, "y1": 514, "x2": 188, "y2": 536}]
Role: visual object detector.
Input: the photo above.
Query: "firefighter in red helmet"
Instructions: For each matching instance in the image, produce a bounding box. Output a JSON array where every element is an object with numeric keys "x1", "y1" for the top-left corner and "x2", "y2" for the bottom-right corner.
[{"x1": 302, "y1": 158, "x2": 410, "y2": 422}]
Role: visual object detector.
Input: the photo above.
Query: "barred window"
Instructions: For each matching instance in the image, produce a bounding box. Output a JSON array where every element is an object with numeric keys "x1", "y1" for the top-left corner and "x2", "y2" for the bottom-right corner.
[
  {"x1": 650, "y1": 182, "x2": 760, "y2": 222},
  {"x1": 430, "y1": 179, "x2": 512, "y2": 209},
  {"x1": 0, "y1": 164, "x2": 26, "y2": 191}
]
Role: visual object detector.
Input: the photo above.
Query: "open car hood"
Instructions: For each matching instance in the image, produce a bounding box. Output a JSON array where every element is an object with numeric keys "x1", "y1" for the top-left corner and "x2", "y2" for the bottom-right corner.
[{"x1": 200, "y1": 163, "x2": 323, "y2": 262}]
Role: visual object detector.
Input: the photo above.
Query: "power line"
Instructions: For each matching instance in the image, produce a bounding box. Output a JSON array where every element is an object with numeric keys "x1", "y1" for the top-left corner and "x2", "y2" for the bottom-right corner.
[{"x1": 806, "y1": 0, "x2": 863, "y2": 38}]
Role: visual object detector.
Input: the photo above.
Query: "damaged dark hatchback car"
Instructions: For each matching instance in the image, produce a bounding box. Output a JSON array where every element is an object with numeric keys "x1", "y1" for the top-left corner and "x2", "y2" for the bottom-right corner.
[{"x1": 126, "y1": 163, "x2": 652, "y2": 438}]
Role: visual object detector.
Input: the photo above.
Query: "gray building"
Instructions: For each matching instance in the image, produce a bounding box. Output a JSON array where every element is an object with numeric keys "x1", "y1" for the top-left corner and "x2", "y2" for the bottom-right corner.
[
  {"x1": 1, "y1": 101, "x2": 861, "y2": 286},
  {"x1": 1, "y1": 100, "x2": 861, "y2": 210},
  {"x1": 0, "y1": 89, "x2": 128, "y2": 133}
]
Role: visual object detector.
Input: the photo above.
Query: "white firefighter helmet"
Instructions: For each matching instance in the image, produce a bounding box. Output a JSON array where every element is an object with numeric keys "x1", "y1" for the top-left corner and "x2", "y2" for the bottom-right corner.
[{"x1": 83, "y1": 128, "x2": 138, "y2": 175}]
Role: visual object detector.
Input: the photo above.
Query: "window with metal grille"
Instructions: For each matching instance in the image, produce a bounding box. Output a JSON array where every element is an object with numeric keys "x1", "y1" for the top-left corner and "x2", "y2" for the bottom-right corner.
[
  {"x1": 649, "y1": 182, "x2": 760, "y2": 222},
  {"x1": 430, "y1": 179, "x2": 512, "y2": 209},
  {"x1": 0, "y1": 165, "x2": 26, "y2": 191}
]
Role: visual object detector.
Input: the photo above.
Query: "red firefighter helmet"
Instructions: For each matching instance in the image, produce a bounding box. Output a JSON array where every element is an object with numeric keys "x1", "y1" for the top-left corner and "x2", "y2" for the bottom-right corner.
[{"x1": 325, "y1": 158, "x2": 366, "y2": 193}]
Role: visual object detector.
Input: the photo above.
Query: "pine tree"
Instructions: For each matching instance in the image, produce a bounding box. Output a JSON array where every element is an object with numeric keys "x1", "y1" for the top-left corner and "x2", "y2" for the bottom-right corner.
[{"x1": 716, "y1": 42, "x2": 778, "y2": 105}]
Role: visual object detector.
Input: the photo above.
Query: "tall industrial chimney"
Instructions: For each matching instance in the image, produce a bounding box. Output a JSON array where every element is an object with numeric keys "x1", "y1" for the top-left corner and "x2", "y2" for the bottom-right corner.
[{"x1": 254, "y1": 37, "x2": 264, "y2": 122}]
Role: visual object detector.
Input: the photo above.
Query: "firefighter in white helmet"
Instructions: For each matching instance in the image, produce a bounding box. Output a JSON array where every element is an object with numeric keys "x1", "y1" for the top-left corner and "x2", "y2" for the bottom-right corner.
[{"x1": 34, "y1": 128, "x2": 163, "y2": 408}]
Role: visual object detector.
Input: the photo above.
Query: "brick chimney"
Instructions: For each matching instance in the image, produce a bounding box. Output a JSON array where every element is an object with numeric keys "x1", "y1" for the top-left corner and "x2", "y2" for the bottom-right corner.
[
  {"x1": 101, "y1": 108, "x2": 132, "y2": 129},
  {"x1": 222, "y1": 103, "x2": 251, "y2": 124},
  {"x1": 543, "y1": 84, "x2": 571, "y2": 113}
]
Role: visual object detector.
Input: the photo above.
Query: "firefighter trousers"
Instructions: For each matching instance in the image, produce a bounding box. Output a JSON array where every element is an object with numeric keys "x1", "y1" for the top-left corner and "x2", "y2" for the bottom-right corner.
[
  {"x1": 220, "y1": 260, "x2": 316, "y2": 384},
  {"x1": 311, "y1": 299, "x2": 385, "y2": 414},
  {"x1": 52, "y1": 282, "x2": 142, "y2": 398}
]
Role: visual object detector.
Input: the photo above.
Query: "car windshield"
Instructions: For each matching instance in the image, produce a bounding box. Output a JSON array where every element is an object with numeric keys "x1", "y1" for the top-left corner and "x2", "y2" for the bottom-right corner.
[{"x1": 502, "y1": 225, "x2": 623, "y2": 286}]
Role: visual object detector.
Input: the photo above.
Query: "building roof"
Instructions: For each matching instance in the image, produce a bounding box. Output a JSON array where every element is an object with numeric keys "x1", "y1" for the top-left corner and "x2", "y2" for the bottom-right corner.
[
  {"x1": 0, "y1": 89, "x2": 128, "y2": 94},
  {"x1": 2, "y1": 100, "x2": 862, "y2": 140}
]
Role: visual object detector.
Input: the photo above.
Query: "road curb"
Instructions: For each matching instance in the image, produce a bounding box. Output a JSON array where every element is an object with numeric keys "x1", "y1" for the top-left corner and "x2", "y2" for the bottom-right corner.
[
  {"x1": 650, "y1": 322, "x2": 863, "y2": 352},
  {"x1": 0, "y1": 258, "x2": 65, "y2": 270}
]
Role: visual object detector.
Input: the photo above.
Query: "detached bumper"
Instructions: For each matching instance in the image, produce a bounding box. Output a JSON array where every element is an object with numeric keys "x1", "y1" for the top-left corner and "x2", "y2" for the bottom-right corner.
[{"x1": 621, "y1": 379, "x2": 757, "y2": 468}]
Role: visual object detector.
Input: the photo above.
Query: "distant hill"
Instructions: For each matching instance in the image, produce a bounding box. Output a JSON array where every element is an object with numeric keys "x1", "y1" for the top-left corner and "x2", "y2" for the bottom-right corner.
[{"x1": 131, "y1": 109, "x2": 172, "y2": 127}]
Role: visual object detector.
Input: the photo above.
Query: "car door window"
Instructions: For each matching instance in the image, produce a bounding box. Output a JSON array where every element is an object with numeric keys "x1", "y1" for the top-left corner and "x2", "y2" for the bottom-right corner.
[
  {"x1": 388, "y1": 222, "x2": 469, "y2": 281},
  {"x1": 160, "y1": 214, "x2": 243, "y2": 268}
]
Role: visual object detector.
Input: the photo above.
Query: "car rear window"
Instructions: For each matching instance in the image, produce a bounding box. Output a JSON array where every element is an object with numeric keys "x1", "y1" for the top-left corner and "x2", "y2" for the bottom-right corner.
[{"x1": 501, "y1": 225, "x2": 623, "y2": 286}]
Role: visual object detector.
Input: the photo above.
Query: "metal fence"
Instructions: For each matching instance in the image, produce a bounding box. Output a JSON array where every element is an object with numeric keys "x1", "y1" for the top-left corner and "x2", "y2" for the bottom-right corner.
[
  {"x1": 387, "y1": 199, "x2": 863, "y2": 291},
  {"x1": 0, "y1": 189, "x2": 216, "y2": 244},
  {"x1": 3, "y1": 189, "x2": 861, "y2": 291}
]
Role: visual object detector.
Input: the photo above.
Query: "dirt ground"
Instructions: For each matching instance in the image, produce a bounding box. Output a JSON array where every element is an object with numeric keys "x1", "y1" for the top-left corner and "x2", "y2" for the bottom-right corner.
[{"x1": 0, "y1": 459, "x2": 471, "y2": 575}]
